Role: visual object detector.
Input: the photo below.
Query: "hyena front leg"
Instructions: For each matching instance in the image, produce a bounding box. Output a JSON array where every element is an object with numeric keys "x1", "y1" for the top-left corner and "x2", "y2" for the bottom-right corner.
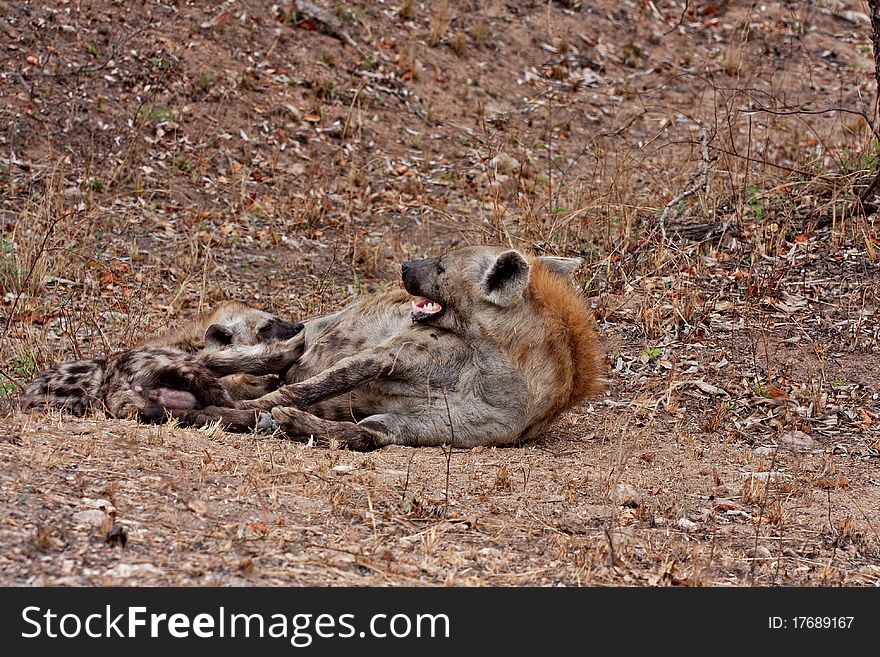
[
  {"x1": 199, "y1": 335, "x2": 304, "y2": 376},
  {"x1": 269, "y1": 407, "x2": 385, "y2": 451},
  {"x1": 241, "y1": 350, "x2": 395, "y2": 411},
  {"x1": 165, "y1": 407, "x2": 277, "y2": 433}
]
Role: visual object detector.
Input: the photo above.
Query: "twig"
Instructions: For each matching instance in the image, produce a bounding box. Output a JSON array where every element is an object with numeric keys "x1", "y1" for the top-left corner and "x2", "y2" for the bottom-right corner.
[
  {"x1": 749, "y1": 445, "x2": 779, "y2": 585},
  {"x1": 859, "y1": 2, "x2": 880, "y2": 207},
  {"x1": 603, "y1": 527, "x2": 619, "y2": 574},
  {"x1": 2, "y1": 211, "x2": 72, "y2": 342},
  {"x1": 441, "y1": 388, "x2": 455, "y2": 518},
  {"x1": 340, "y1": 79, "x2": 366, "y2": 142},
  {"x1": 663, "y1": 0, "x2": 690, "y2": 36},
  {"x1": 659, "y1": 128, "x2": 710, "y2": 239}
]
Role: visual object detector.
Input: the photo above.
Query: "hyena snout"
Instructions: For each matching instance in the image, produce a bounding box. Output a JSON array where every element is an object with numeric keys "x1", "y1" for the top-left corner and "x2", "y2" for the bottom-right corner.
[
  {"x1": 264, "y1": 319, "x2": 304, "y2": 341},
  {"x1": 401, "y1": 258, "x2": 439, "y2": 296}
]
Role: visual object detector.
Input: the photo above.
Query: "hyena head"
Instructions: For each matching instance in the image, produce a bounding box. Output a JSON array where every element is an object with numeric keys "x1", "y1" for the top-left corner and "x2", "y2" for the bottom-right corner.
[
  {"x1": 401, "y1": 246, "x2": 582, "y2": 332},
  {"x1": 203, "y1": 302, "x2": 304, "y2": 349}
]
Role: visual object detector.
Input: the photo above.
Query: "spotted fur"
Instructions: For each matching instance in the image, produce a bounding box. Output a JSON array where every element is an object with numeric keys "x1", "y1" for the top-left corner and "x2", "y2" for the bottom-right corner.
[{"x1": 20, "y1": 303, "x2": 304, "y2": 430}]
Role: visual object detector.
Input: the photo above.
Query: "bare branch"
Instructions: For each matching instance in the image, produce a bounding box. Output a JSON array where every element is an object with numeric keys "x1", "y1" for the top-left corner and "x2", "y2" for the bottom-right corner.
[{"x1": 659, "y1": 128, "x2": 711, "y2": 239}]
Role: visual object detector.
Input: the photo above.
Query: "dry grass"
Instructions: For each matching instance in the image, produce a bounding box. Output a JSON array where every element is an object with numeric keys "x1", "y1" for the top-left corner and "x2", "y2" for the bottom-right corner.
[{"x1": 1, "y1": 0, "x2": 878, "y2": 586}]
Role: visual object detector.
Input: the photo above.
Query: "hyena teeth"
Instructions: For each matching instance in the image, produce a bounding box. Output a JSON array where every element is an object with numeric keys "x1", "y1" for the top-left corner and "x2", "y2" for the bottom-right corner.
[{"x1": 411, "y1": 299, "x2": 442, "y2": 316}]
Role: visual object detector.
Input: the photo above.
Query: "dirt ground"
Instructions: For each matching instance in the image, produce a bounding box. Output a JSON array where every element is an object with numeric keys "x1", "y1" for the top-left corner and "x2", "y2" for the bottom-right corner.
[{"x1": 1, "y1": 0, "x2": 879, "y2": 586}]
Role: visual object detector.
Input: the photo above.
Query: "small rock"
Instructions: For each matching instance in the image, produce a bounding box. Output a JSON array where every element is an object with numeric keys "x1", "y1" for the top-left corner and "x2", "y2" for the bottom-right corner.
[
  {"x1": 332, "y1": 465, "x2": 353, "y2": 474},
  {"x1": 779, "y1": 430, "x2": 814, "y2": 451},
  {"x1": 72, "y1": 509, "x2": 106, "y2": 526},
  {"x1": 743, "y1": 471, "x2": 785, "y2": 483},
  {"x1": 695, "y1": 381, "x2": 729, "y2": 397},
  {"x1": 106, "y1": 563, "x2": 164, "y2": 578},
  {"x1": 489, "y1": 153, "x2": 520, "y2": 174},
  {"x1": 609, "y1": 483, "x2": 642, "y2": 507},
  {"x1": 748, "y1": 546, "x2": 772, "y2": 559},
  {"x1": 753, "y1": 446, "x2": 775, "y2": 457},
  {"x1": 677, "y1": 518, "x2": 698, "y2": 531},
  {"x1": 187, "y1": 499, "x2": 208, "y2": 515}
]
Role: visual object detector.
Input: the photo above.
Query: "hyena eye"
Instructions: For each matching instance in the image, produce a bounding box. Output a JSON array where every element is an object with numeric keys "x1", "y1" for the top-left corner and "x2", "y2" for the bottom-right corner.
[{"x1": 436, "y1": 261, "x2": 445, "y2": 274}]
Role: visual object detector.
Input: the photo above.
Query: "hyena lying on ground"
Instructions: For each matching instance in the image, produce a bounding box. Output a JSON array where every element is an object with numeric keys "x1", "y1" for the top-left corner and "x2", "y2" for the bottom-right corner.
[
  {"x1": 20, "y1": 302, "x2": 304, "y2": 431},
  {"x1": 227, "y1": 246, "x2": 603, "y2": 450}
]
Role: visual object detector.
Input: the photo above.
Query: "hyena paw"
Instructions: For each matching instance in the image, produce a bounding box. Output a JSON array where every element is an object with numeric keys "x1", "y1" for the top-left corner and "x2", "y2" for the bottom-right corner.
[
  {"x1": 256, "y1": 412, "x2": 278, "y2": 433},
  {"x1": 270, "y1": 405, "x2": 298, "y2": 428},
  {"x1": 338, "y1": 433, "x2": 380, "y2": 452}
]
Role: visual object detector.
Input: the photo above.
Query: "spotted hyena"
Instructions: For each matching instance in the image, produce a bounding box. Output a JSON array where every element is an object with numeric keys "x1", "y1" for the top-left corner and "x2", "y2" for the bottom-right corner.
[
  {"x1": 218, "y1": 246, "x2": 604, "y2": 449},
  {"x1": 147, "y1": 300, "x2": 305, "y2": 400},
  {"x1": 20, "y1": 302, "x2": 304, "y2": 430}
]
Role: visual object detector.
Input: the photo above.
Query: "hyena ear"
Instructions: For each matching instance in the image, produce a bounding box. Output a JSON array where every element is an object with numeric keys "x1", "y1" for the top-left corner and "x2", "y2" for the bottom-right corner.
[
  {"x1": 480, "y1": 250, "x2": 531, "y2": 307},
  {"x1": 538, "y1": 256, "x2": 583, "y2": 277},
  {"x1": 204, "y1": 323, "x2": 233, "y2": 348}
]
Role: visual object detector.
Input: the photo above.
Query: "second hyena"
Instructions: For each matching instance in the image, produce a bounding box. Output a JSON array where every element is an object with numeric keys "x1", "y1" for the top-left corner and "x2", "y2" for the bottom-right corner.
[
  {"x1": 147, "y1": 300, "x2": 306, "y2": 400},
  {"x1": 20, "y1": 302, "x2": 304, "y2": 430},
  {"x1": 231, "y1": 246, "x2": 604, "y2": 450}
]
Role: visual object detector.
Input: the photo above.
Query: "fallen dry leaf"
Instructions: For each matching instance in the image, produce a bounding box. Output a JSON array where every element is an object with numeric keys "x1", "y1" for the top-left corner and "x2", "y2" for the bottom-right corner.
[{"x1": 187, "y1": 500, "x2": 208, "y2": 515}]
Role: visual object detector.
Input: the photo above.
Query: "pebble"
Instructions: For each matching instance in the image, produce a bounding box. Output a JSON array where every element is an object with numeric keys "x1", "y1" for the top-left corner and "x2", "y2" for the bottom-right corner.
[
  {"x1": 748, "y1": 546, "x2": 772, "y2": 559},
  {"x1": 779, "y1": 430, "x2": 815, "y2": 451},
  {"x1": 743, "y1": 471, "x2": 785, "y2": 483},
  {"x1": 106, "y1": 563, "x2": 164, "y2": 578},
  {"x1": 72, "y1": 509, "x2": 106, "y2": 526},
  {"x1": 609, "y1": 483, "x2": 642, "y2": 507}
]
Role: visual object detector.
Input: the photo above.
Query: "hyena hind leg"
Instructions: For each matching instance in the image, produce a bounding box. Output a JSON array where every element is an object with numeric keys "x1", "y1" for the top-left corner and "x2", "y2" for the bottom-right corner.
[
  {"x1": 271, "y1": 407, "x2": 512, "y2": 450},
  {"x1": 104, "y1": 360, "x2": 239, "y2": 423},
  {"x1": 270, "y1": 406, "x2": 385, "y2": 451}
]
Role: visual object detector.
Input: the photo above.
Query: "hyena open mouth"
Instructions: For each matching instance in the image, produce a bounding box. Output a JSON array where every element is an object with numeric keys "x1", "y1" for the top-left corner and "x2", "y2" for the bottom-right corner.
[{"x1": 411, "y1": 298, "x2": 443, "y2": 321}]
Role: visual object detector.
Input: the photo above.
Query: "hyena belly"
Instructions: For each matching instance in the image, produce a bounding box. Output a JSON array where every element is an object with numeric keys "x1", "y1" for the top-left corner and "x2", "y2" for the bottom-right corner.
[
  {"x1": 20, "y1": 358, "x2": 107, "y2": 416},
  {"x1": 98, "y1": 346, "x2": 284, "y2": 431},
  {"x1": 283, "y1": 294, "x2": 415, "y2": 420},
  {"x1": 99, "y1": 347, "x2": 236, "y2": 422}
]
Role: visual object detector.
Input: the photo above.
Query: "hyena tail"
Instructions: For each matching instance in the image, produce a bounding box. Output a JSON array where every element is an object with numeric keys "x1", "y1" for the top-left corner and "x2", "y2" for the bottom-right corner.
[{"x1": 19, "y1": 359, "x2": 106, "y2": 417}]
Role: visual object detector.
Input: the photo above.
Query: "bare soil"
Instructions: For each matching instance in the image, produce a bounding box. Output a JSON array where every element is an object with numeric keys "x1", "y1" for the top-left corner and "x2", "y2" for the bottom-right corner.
[{"x1": 1, "y1": 0, "x2": 879, "y2": 586}]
